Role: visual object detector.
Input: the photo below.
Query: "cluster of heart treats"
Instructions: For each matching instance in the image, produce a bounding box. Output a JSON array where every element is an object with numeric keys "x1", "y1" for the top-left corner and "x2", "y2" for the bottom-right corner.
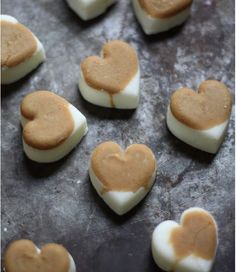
[
  {"x1": 1, "y1": 1, "x2": 232, "y2": 272},
  {"x1": 1, "y1": 15, "x2": 232, "y2": 156},
  {"x1": 3, "y1": 207, "x2": 218, "y2": 272},
  {"x1": 65, "y1": 0, "x2": 193, "y2": 35},
  {"x1": 1, "y1": 0, "x2": 195, "y2": 83}
]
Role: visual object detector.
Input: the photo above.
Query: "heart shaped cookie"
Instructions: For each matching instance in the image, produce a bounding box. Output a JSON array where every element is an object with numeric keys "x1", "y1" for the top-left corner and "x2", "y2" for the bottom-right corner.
[
  {"x1": 132, "y1": 0, "x2": 193, "y2": 34},
  {"x1": 152, "y1": 207, "x2": 218, "y2": 272},
  {"x1": 21, "y1": 90, "x2": 88, "y2": 163},
  {"x1": 4, "y1": 239, "x2": 76, "y2": 272},
  {"x1": 79, "y1": 40, "x2": 140, "y2": 109},
  {"x1": 89, "y1": 141, "x2": 157, "y2": 215},
  {"x1": 167, "y1": 80, "x2": 232, "y2": 153},
  {"x1": 66, "y1": 0, "x2": 117, "y2": 21},
  {"x1": 1, "y1": 15, "x2": 45, "y2": 84}
]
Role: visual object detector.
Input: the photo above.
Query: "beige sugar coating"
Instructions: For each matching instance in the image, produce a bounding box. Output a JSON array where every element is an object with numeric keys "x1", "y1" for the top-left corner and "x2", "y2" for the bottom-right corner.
[
  {"x1": 138, "y1": 0, "x2": 193, "y2": 18},
  {"x1": 81, "y1": 40, "x2": 138, "y2": 94},
  {"x1": 1, "y1": 20, "x2": 37, "y2": 67},
  {"x1": 4, "y1": 240, "x2": 70, "y2": 272},
  {"x1": 91, "y1": 141, "x2": 156, "y2": 192},
  {"x1": 170, "y1": 80, "x2": 232, "y2": 130},
  {"x1": 21, "y1": 91, "x2": 74, "y2": 150},
  {"x1": 170, "y1": 210, "x2": 217, "y2": 261}
]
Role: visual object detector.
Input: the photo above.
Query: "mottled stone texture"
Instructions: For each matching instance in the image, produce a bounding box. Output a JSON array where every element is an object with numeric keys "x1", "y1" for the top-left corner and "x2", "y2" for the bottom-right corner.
[{"x1": 1, "y1": 0, "x2": 235, "y2": 271}]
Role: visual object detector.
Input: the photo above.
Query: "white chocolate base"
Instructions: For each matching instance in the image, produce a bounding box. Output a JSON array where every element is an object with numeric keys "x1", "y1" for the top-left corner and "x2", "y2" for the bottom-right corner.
[
  {"x1": 21, "y1": 104, "x2": 88, "y2": 163},
  {"x1": 78, "y1": 67, "x2": 140, "y2": 109},
  {"x1": 1, "y1": 15, "x2": 46, "y2": 84},
  {"x1": 68, "y1": 254, "x2": 76, "y2": 272},
  {"x1": 166, "y1": 106, "x2": 229, "y2": 154},
  {"x1": 152, "y1": 207, "x2": 218, "y2": 272},
  {"x1": 89, "y1": 165, "x2": 156, "y2": 215},
  {"x1": 35, "y1": 246, "x2": 76, "y2": 272},
  {"x1": 66, "y1": 0, "x2": 116, "y2": 21},
  {"x1": 132, "y1": 0, "x2": 191, "y2": 35}
]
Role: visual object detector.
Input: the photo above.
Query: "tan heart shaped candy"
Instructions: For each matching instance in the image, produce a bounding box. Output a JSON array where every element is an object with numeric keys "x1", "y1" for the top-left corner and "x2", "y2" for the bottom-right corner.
[
  {"x1": 170, "y1": 209, "x2": 217, "y2": 261},
  {"x1": 89, "y1": 141, "x2": 157, "y2": 215},
  {"x1": 132, "y1": 0, "x2": 193, "y2": 35},
  {"x1": 91, "y1": 141, "x2": 156, "y2": 192},
  {"x1": 1, "y1": 19, "x2": 37, "y2": 68},
  {"x1": 1, "y1": 15, "x2": 45, "y2": 84},
  {"x1": 79, "y1": 40, "x2": 140, "y2": 109},
  {"x1": 20, "y1": 90, "x2": 88, "y2": 163},
  {"x1": 152, "y1": 208, "x2": 218, "y2": 272},
  {"x1": 4, "y1": 239, "x2": 75, "y2": 272},
  {"x1": 139, "y1": 0, "x2": 193, "y2": 18},
  {"x1": 167, "y1": 80, "x2": 232, "y2": 153},
  {"x1": 170, "y1": 80, "x2": 232, "y2": 130},
  {"x1": 81, "y1": 40, "x2": 138, "y2": 94},
  {"x1": 21, "y1": 91, "x2": 74, "y2": 150}
]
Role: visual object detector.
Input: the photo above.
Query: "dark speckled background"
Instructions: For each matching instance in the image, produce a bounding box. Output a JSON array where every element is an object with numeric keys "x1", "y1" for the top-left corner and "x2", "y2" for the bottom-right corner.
[{"x1": 1, "y1": 0, "x2": 235, "y2": 271}]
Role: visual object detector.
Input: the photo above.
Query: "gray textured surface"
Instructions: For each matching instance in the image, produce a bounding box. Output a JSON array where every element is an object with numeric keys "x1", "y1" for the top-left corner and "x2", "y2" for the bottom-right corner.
[{"x1": 1, "y1": 0, "x2": 235, "y2": 271}]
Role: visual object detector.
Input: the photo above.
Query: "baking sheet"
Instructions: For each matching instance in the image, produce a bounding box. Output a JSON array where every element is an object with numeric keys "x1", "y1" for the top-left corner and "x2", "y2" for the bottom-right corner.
[{"x1": 1, "y1": 0, "x2": 235, "y2": 271}]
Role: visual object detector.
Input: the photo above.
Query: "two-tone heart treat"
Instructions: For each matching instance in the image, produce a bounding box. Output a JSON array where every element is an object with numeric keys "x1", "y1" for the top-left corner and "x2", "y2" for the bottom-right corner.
[
  {"x1": 66, "y1": 0, "x2": 117, "y2": 21},
  {"x1": 1, "y1": 15, "x2": 45, "y2": 84},
  {"x1": 21, "y1": 90, "x2": 88, "y2": 163},
  {"x1": 3, "y1": 239, "x2": 76, "y2": 272},
  {"x1": 152, "y1": 207, "x2": 218, "y2": 272},
  {"x1": 89, "y1": 141, "x2": 157, "y2": 215},
  {"x1": 167, "y1": 80, "x2": 232, "y2": 153},
  {"x1": 79, "y1": 40, "x2": 140, "y2": 109},
  {"x1": 132, "y1": 0, "x2": 193, "y2": 34}
]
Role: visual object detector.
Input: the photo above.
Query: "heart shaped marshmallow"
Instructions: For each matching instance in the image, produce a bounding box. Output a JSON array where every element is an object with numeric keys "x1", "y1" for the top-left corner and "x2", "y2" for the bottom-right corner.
[
  {"x1": 89, "y1": 141, "x2": 157, "y2": 215},
  {"x1": 132, "y1": 0, "x2": 193, "y2": 34},
  {"x1": 79, "y1": 40, "x2": 140, "y2": 109},
  {"x1": 152, "y1": 207, "x2": 218, "y2": 272},
  {"x1": 167, "y1": 80, "x2": 232, "y2": 153},
  {"x1": 1, "y1": 15, "x2": 45, "y2": 84},
  {"x1": 66, "y1": 0, "x2": 117, "y2": 20},
  {"x1": 4, "y1": 239, "x2": 76, "y2": 272},
  {"x1": 21, "y1": 90, "x2": 88, "y2": 163}
]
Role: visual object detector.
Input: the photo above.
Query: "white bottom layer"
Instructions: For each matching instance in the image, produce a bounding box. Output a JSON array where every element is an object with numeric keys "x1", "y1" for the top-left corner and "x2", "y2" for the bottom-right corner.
[
  {"x1": 89, "y1": 165, "x2": 156, "y2": 215},
  {"x1": 166, "y1": 106, "x2": 229, "y2": 154},
  {"x1": 132, "y1": 0, "x2": 191, "y2": 35},
  {"x1": 1, "y1": 15, "x2": 46, "y2": 84},
  {"x1": 66, "y1": 0, "x2": 116, "y2": 20},
  {"x1": 35, "y1": 246, "x2": 76, "y2": 272},
  {"x1": 152, "y1": 207, "x2": 218, "y2": 272},
  {"x1": 78, "y1": 68, "x2": 140, "y2": 109},
  {"x1": 21, "y1": 104, "x2": 88, "y2": 163},
  {"x1": 68, "y1": 253, "x2": 76, "y2": 272}
]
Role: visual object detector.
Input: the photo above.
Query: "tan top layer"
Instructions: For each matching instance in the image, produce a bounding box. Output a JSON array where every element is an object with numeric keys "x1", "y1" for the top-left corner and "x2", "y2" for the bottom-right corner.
[
  {"x1": 91, "y1": 141, "x2": 156, "y2": 192},
  {"x1": 1, "y1": 20, "x2": 37, "y2": 67},
  {"x1": 4, "y1": 239, "x2": 70, "y2": 272},
  {"x1": 170, "y1": 80, "x2": 232, "y2": 130},
  {"x1": 170, "y1": 210, "x2": 217, "y2": 260},
  {"x1": 81, "y1": 40, "x2": 138, "y2": 94},
  {"x1": 21, "y1": 90, "x2": 74, "y2": 150},
  {"x1": 139, "y1": 0, "x2": 193, "y2": 18}
]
